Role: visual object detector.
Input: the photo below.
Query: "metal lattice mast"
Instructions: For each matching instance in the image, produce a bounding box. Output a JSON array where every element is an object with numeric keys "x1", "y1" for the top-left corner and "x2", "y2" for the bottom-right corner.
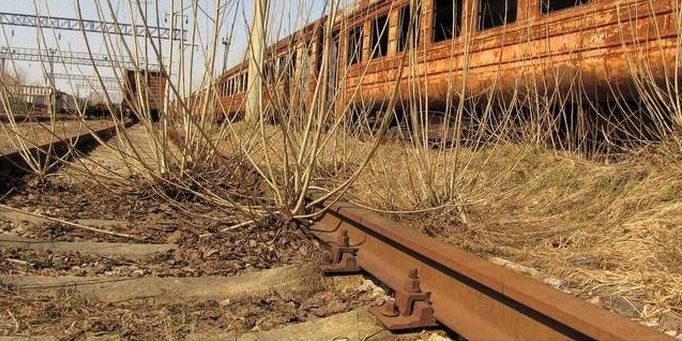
[{"x1": 0, "y1": 11, "x2": 187, "y2": 41}]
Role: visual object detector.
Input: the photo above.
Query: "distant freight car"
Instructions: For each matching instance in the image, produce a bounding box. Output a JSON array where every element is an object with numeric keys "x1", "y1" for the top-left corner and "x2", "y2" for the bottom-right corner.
[{"x1": 123, "y1": 69, "x2": 166, "y2": 122}]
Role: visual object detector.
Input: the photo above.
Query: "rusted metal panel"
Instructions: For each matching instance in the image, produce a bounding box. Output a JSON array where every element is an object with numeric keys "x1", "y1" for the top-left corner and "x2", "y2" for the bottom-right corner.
[
  {"x1": 340, "y1": 0, "x2": 676, "y2": 101},
  {"x1": 308, "y1": 201, "x2": 672, "y2": 340}
]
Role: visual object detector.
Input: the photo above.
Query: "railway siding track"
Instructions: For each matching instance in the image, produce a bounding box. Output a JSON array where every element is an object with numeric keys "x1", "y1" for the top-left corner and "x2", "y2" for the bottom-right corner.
[
  {"x1": 307, "y1": 199, "x2": 672, "y2": 340},
  {"x1": 0, "y1": 121, "x2": 133, "y2": 190}
]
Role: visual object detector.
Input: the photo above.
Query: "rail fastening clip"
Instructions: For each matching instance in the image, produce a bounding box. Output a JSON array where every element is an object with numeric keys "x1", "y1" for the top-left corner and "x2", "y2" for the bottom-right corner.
[
  {"x1": 369, "y1": 268, "x2": 438, "y2": 331},
  {"x1": 321, "y1": 229, "x2": 361, "y2": 274}
]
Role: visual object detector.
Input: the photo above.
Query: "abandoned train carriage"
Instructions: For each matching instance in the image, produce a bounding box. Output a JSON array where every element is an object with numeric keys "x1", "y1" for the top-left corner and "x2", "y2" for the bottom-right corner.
[
  {"x1": 124, "y1": 70, "x2": 166, "y2": 121},
  {"x1": 215, "y1": 0, "x2": 680, "y2": 119}
]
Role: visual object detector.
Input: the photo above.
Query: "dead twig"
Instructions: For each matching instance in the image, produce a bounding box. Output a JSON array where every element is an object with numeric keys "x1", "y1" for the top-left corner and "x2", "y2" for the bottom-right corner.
[
  {"x1": 0, "y1": 204, "x2": 141, "y2": 240},
  {"x1": 0, "y1": 187, "x2": 16, "y2": 202},
  {"x1": 7, "y1": 258, "x2": 31, "y2": 266},
  {"x1": 220, "y1": 220, "x2": 255, "y2": 232}
]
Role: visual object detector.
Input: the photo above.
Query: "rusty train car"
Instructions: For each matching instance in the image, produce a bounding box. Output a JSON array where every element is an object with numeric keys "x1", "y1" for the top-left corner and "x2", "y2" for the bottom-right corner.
[
  {"x1": 214, "y1": 0, "x2": 680, "y2": 122},
  {"x1": 124, "y1": 70, "x2": 166, "y2": 121}
]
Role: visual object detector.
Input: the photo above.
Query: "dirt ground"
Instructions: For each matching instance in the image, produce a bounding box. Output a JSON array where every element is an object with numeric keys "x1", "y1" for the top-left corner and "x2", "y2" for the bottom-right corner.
[
  {"x1": 1, "y1": 178, "x2": 326, "y2": 277},
  {"x1": 0, "y1": 153, "x2": 379, "y2": 339},
  {"x1": 0, "y1": 277, "x2": 377, "y2": 340}
]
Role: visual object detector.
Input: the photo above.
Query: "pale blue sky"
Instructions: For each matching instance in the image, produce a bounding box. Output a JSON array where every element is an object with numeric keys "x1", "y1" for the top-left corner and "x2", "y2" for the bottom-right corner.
[{"x1": 0, "y1": 0, "x2": 333, "y2": 97}]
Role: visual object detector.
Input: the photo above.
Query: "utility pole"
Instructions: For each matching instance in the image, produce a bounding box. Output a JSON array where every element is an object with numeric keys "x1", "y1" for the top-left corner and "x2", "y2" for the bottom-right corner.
[
  {"x1": 0, "y1": 47, "x2": 6, "y2": 75},
  {"x1": 246, "y1": 0, "x2": 267, "y2": 123},
  {"x1": 221, "y1": 37, "x2": 229, "y2": 73},
  {"x1": 44, "y1": 48, "x2": 55, "y2": 88}
]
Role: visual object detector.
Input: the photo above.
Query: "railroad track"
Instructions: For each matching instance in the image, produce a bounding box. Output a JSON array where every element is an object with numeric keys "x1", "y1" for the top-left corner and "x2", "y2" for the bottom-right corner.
[
  {"x1": 0, "y1": 121, "x2": 133, "y2": 191},
  {"x1": 3, "y1": 128, "x2": 672, "y2": 339},
  {"x1": 306, "y1": 198, "x2": 673, "y2": 340}
]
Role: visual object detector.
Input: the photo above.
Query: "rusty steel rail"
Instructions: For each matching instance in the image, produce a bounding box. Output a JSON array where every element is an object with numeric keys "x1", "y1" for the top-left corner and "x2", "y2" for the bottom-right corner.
[{"x1": 307, "y1": 200, "x2": 671, "y2": 340}]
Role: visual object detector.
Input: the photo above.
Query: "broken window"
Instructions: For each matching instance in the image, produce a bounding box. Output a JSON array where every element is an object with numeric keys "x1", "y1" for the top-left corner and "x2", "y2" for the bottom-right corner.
[
  {"x1": 300, "y1": 46, "x2": 312, "y2": 83},
  {"x1": 478, "y1": 0, "x2": 517, "y2": 30},
  {"x1": 370, "y1": 14, "x2": 389, "y2": 59},
  {"x1": 540, "y1": 0, "x2": 590, "y2": 14},
  {"x1": 397, "y1": 5, "x2": 421, "y2": 52},
  {"x1": 316, "y1": 31, "x2": 324, "y2": 73},
  {"x1": 433, "y1": 0, "x2": 463, "y2": 42},
  {"x1": 347, "y1": 25, "x2": 363, "y2": 65}
]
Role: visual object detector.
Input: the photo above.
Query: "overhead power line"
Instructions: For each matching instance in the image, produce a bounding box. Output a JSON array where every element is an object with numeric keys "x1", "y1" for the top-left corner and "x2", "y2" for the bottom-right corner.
[
  {"x1": 52, "y1": 72, "x2": 120, "y2": 85},
  {"x1": 0, "y1": 11, "x2": 187, "y2": 41},
  {"x1": 0, "y1": 46, "x2": 160, "y2": 70}
]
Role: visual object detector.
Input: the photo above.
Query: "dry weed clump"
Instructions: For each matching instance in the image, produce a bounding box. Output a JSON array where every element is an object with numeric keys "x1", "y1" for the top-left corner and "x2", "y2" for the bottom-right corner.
[{"x1": 371, "y1": 140, "x2": 682, "y2": 323}]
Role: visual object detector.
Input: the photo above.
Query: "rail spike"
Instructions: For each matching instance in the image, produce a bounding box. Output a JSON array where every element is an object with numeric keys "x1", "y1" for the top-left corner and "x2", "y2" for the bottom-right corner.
[
  {"x1": 369, "y1": 268, "x2": 438, "y2": 331},
  {"x1": 320, "y1": 230, "x2": 361, "y2": 274}
]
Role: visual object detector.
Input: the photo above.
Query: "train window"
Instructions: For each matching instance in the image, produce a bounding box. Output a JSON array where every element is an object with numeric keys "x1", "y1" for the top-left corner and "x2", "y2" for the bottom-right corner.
[
  {"x1": 370, "y1": 14, "x2": 389, "y2": 59},
  {"x1": 433, "y1": 0, "x2": 463, "y2": 42},
  {"x1": 278, "y1": 57, "x2": 286, "y2": 77},
  {"x1": 540, "y1": 0, "x2": 589, "y2": 14},
  {"x1": 397, "y1": 5, "x2": 421, "y2": 52},
  {"x1": 300, "y1": 47, "x2": 311, "y2": 81},
  {"x1": 478, "y1": 0, "x2": 517, "y2": 30},
  {"x1": 315, "y1": 32, "x2": 323, "y2": 73},
  {"x1": 290, "y1": 53, "x2": 297, "y2": 73},
  {"x1": 347, "y1": 26, "x2": 363, "y2": 65}
]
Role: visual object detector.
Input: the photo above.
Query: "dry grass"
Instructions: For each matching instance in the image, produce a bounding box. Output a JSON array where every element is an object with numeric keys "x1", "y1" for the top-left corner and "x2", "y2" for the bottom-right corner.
[
  {"x1": 467, "y1": 140, "x2": 682, "y2": 320},
  {"x1": 369, "y1": 137, "x2": 682, "y2": 322}
]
